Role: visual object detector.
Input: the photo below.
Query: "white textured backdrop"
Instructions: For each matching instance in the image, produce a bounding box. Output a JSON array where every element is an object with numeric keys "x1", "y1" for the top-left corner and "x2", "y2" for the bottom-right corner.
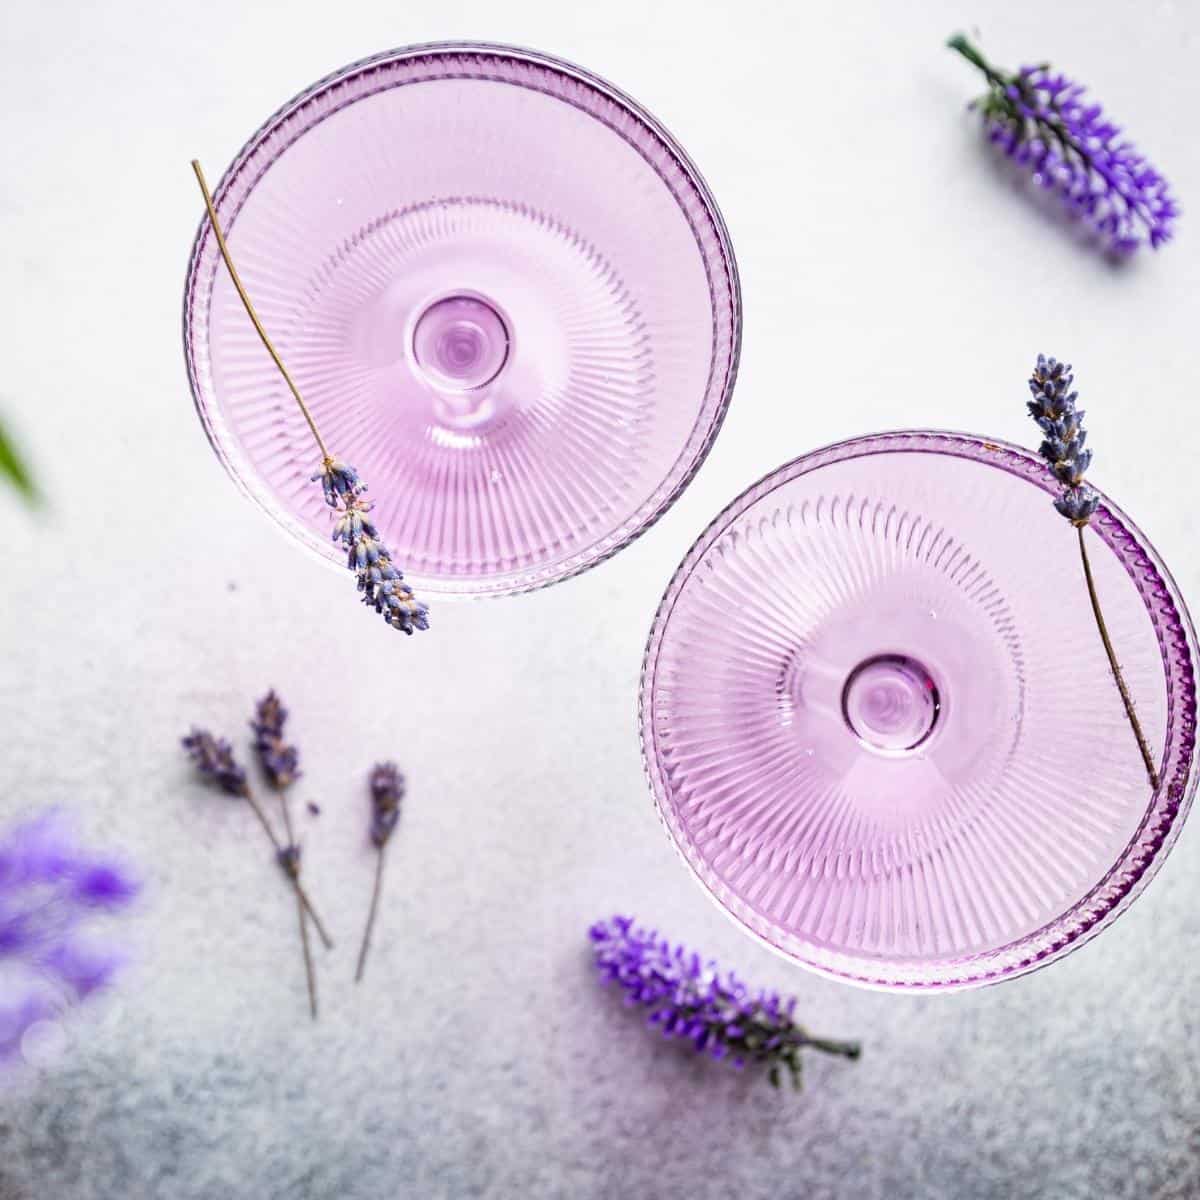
[{"x1": 2, "y1": 1, "x2": 1199, "y2": 1197}]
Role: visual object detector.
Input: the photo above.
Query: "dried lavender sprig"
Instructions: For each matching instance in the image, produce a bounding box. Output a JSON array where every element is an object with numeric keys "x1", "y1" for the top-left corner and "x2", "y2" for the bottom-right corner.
[
  {"x1": 948, "y1": 35, "x2": 1178, "y2": 253},
  {"x1": 191, "y1": 161, "x2": 428, "y2": 636},
  {"x1": 316, "y1": 463, "x2": 430, "y2": 636},
  {"x1": 182, "y1": 729, "x2": 334, "y2": 948},
  {"x1": 1026, "y1": 355, "x2": 1160, "y2": 789},
  {"x1": 590, "y1": 916, "x2": 860, "y2": 1090},
  {"x1": 0, "y1": 811, "x2": 139, "y2": 1069},
  {"x1": 251, "y1": 690, "x2": 300, "y2": 791},
  {"x1": 250, "y1": 692, "x2": 316, "y2": 1020},
  {"x1": 354, "y1": 763, "x2": 405, "y2": 983}
]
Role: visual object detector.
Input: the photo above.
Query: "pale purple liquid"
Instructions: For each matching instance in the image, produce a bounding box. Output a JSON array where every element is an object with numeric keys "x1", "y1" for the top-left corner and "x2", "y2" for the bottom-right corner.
[
  {"x1": 184, "y1": 44, "x2": 739, "y2": 595},
  {"x1": 641, "y1": 434, "x2": 1198, "y2": 989}
]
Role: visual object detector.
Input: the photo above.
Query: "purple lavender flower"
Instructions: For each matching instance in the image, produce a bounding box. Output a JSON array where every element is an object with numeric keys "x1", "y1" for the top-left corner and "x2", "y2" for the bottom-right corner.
[
  {"x1": 314, "y1": 459, "x2": 429, "y2": 637},
  {"x1": 181, "y1": 729, "x2": 247, "y2": 796},
  {"x1": 948, "y1": 34, "x2": 1178, "y2": 253},
  {"x1": 355, "y1": 762, "x2": 406, "y2": 983},
  {"x1": 368, "y1": 762, "x2": 404, "y2": 848},
  {"x1": 0, "y1": 811, "x2": 138, "y2": 1066},
  {"x1": 590, "y1": 915, "x2": 860, "y2": 1089},
  {"x1": 311, "y1": 457, "x2": 362, "y2": 507},
  {"x1": 1026, "y1": 354, "x2": 1100, "y2": 525},
  {"x1": 251, "y1": 690, "x2": 300, "y2": 790}
]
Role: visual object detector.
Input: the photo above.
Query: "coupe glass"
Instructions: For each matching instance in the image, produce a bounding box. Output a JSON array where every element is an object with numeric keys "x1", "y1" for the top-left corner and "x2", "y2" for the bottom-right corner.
[
  {"x1": 640, "y1": 432, "x2": 1198, "y2": 990},
  {"x1": 184, "y1": 43, "x2": 739, "y2": 595}
]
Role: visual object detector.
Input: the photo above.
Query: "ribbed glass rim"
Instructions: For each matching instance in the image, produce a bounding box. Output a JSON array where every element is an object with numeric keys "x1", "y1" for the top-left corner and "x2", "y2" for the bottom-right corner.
[
  {"x1": 182, "y1": 41, "x2": 742, "y2": 597},
  {"x1": 640, "y1": 431, "x2": 1198, "y2": 990}
]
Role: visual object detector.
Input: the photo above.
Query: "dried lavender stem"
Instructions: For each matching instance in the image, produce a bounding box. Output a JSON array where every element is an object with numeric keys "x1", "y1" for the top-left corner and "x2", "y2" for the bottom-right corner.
[
  {"x1": 354, "y1": 844, "x2": 388, "y2": 984},
  {"x1": 278, "y1": 793, "x2": 317, "y2": 1021},
  {"x1": 294, "y1": 877, "x2": 317, "y2": 1020},
  {"x1": 242, "y1": 787, "x2": 334, "y2": 948},
  {"x1": 1077, "y1": 525, "x2": 1160, "y2": 789},
  {"x1": 191, "y1": 160, "x2": 331, "y2": 464}
]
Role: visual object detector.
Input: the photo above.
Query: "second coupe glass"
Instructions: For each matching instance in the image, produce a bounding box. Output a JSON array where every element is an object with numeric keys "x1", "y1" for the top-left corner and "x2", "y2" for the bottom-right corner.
[{"x1": 641, "y1": 433, "x2": 1197, "y2": 990}]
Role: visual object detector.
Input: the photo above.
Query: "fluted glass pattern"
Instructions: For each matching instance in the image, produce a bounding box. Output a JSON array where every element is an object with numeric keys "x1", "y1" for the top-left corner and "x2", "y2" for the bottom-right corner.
[
  {"x1": 184, "y1": 43, "x2": 739, "y2": 595},
  {"x1": 641, "y1": 434, "x2": 1197, "y2": 989}
]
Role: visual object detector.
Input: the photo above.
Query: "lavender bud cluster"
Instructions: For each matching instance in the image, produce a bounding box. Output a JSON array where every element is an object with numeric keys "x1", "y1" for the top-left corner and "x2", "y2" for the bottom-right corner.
[
  {"x1": 313, "y1": 459, "x2": 430, "y2": 636},
  {"x1": 1027, "y1": 354, "x2": 1100, "y2": 525},
  {"x1": 368, "y1": 763, "x2": 404, "y2": 848},
  {"x1": 590, "y1": 915, "x2": 860, "y2": 1090},
  {"x1": 181, "y1": 729, "x2": 248, "y2": 797},
  {"x1": 251, "y1": 690, "x2": 300, "y2": 790},
  {"x1": 949, "y1": 35, "x2": 1178, "y2": 254}
]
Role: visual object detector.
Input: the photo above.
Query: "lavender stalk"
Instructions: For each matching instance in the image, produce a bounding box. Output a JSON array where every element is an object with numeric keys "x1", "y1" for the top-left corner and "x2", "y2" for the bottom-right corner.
[
  {"x1": 181, "y1": 729, "x2": 334, "y2": 947},
  {"x1": 251, "y1": 691, "x2": 317, "y2": 1020},
  {"x1": 1026, "y1": 354, "x2": 1159, "y2": 789},
  {"x1": 354, "y1": 763, "x2": 404, "y2": 983},
  {"x1": 191, "y1": 160, "x2": 428, "y2": 636},
  {"x1": 590, "y1": 916, "x2": 860, "y2": 1090}
]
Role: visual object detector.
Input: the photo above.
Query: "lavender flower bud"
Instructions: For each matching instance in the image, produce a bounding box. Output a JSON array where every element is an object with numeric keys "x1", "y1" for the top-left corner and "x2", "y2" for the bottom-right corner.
[
  {"x1": 181, "y1": 729, "x2": 247, "y2": 796},
  {"x1": 276, "y1": 844, "x2": 302, "y2": 877},
  {"x1": 251, "y1": 690, "x2": 301, "y2": 790},
  {"x1": 318, "y1": 458, "x2": 430, "y2": 637},
  {"x1": 368, "y1": 762, "x2": 404, "y2": 847},
  {"x1": 312, "y1": 458, "x2": 364, "y2": 508},
  {"x1": 1027, "y1": 354, "x2": 1100, "y2": 525}
]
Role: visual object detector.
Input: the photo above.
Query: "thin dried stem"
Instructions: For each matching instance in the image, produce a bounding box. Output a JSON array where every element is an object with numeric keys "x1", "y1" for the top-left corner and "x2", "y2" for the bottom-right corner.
[
  {"x1": 1077, "y1": 524, "x2": 1161, "y2": 789},
  {"x1": 190, "y1": 160, "x2": 330, "y2": 463},
  {"x1": 277, "y1": 791, "x2": 317, "y2": 1020},
  {"x1": 241, "y1": 786, "x2": 334, "y2": 949},
  {"x1": 355, "y1": 844, "x2": 389, "y2": 984}
]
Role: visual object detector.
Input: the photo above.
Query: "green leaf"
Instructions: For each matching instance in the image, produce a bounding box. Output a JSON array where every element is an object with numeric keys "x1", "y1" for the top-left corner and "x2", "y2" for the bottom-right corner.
[
  {"x1": 0, "y1": 416, "x2": 37, "y2": 504},
  {"x1": 768, "y1": 1065, "x2": 781, "y2": 1089}
]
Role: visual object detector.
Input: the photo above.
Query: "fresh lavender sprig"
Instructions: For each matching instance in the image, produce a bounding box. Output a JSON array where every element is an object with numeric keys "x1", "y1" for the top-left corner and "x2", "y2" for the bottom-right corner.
[
  {"x1": 590, "y1": 915, "x2": 860, "y2": 1090},
  {"x1": 250, "y1": 691, "x2": 317, "y2": 1020},
  {"x1": 948, "y1": 34, "x2": 1178, "y2": 253},
  {"x1": 182, "y1": 727, "x2": 334, "y2": 950},
  {"x1": 1024, "y1": 355, "x2": 1160, "y2": 789},
  {"x1": 0, "y1": 811, "x2": 138, "y2": 1068},
  {"x1": 315, "y1": 461, "x2": 429, "y2": 637},
  {"x1": 354, "y1": 762, "x2": 405, "y2": 983}
]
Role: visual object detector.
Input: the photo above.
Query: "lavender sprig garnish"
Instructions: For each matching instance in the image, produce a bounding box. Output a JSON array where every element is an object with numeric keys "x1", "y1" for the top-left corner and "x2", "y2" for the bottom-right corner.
[
  {"x1": 251, "y1": 691, "x2": 317, "y2": 1020},
  {"x1": 182, "y1": 728, "x2": 334, "y2": 949},
  {"x1": 948, "y1": 35, "x2": 1178, "y2": 254},
  {"x1": 317, "y1": 462, "x2": 429, "y2": 636},
  {"x1": 1027, "y1": 354, "x2": 1160, "y2": 788},
  {"x1": 590, "y1": 916, "x2": 860, "y2": 1090},
  {"x1": 191, "y1": 161, "x2": 428, "y2": 636},
  {"x1": 354, "y1": 763, "x2": 405, "y2": 983},
  {"x1": 0, "y1": 811, "x2": 138, "y2": 1068}
]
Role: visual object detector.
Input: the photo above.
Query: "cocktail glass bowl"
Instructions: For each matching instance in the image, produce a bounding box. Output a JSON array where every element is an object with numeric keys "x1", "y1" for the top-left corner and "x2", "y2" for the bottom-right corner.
[
  {"x1": 184, "y1": 43, "x2": 740, "y2": 596},
  {"x1": 640, "y1": 432, "x2": 1197, "y2": 989}
]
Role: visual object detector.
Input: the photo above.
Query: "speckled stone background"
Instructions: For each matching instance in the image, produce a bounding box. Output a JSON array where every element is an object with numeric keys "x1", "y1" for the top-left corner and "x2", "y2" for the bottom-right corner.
[{"x1": 2, "y1": 1, "x2": 1200, "y2": 1197}]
